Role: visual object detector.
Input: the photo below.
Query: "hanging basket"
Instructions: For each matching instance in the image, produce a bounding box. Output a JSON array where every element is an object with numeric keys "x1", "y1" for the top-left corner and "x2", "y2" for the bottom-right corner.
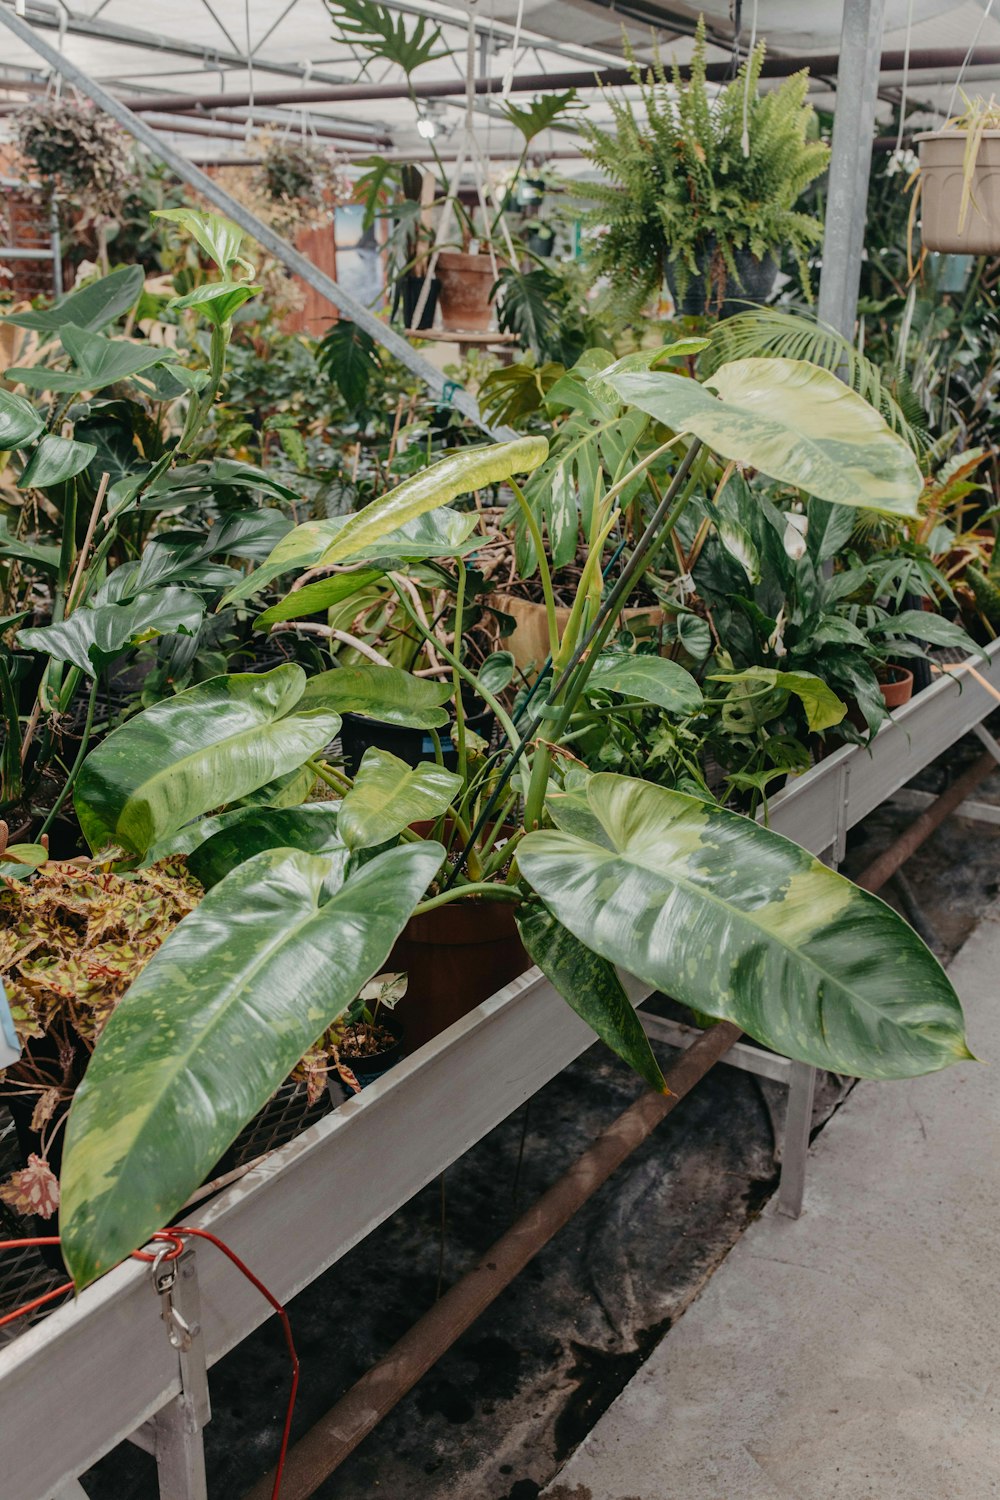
[{"x1": 916, "y1": 130, "x2": 1000, "y2": 254}]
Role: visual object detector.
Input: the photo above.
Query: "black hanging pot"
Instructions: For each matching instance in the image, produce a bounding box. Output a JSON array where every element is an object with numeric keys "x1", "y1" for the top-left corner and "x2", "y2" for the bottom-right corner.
[
  {"x1": 397, "y1": 273, "x2": 440, "y2": 331},
  {"x1": 339, "y1": 703, "x2": 494, "y2": 778},
  {"x1": 666, "y1": 241, "x2": 779, "y2": 318}
]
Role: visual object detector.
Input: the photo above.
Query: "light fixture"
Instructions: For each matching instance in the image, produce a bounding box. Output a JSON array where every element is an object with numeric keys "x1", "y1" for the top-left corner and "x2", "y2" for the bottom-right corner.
[{"x1": 416, "y1": 114, "x2": 438, "y2": 141}]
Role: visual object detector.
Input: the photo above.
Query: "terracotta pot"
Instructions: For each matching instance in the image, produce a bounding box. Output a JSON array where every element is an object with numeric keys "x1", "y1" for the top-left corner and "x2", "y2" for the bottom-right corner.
[
  {"x1": 436, "y1": 251, "x2": 496, "y2": 332},
  {"x1": 494, "y1": 593, "x2": 666, "y2": 672},
  {"x1": 879, "y1": 665, "x2": 914, "y2": 710},
  {"x1": 917, "y1": 131, "x2": 1000, "y2": 254},
  {"x1": 389, "y1": 898, "x2": 529, "y2": 1051}
]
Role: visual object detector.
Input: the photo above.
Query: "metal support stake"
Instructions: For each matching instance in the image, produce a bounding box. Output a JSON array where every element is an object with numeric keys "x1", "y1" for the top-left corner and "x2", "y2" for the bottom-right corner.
[
  {"x1": 817, "y1": 0, "x2": 888, "y2": 338},
  {"x1": 776, "y1": 1061, "x2": 818, "y2": 1219},
  {"x1": 146, "y1": 1248, "x2": 212, "y2": 1500},
  {"x1": 0, "y1": 5, "x2": 508, "y2": 441}
]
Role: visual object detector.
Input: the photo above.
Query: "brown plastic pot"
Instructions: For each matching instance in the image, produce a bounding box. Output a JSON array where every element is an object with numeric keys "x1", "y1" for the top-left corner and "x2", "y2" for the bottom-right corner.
[
  {"x1": 494, "y1": 593, "x2": 665, "y2": 671},
  {"x1": 436, "y1": 251, "x2": 496, "y2": 332},
  {"x1": 389, "y1": 898, "x2": 529, "y2": 1051},
  {"x1": 917, "y1": 130, "x2": 1000, "y2": 253},
  {"x1": 879, "y1": 664, "x2": 915, "y2": 709}
]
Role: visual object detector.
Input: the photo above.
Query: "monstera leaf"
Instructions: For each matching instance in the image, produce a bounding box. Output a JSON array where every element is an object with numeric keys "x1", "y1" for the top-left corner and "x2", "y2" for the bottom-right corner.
[
  {"x1": 19, "y1": 588, "x2": 204, "y2": 676},
  {"x1": 300, "y1": 664, "x2": 452, "y2": 730},
  {"x1": 518, "y1": 774, "x2": 971, "y2": 1080},
  {"x1": 59, "y1": 839, "x2": 445, "y2": 1287},
  {"x1": 318, "y1": 437, "x2": 547, "y2": 567},
  {"x1": 604, "y1": 358, "x2": 923, "y2": 517},
  {"x1": 75, "y1": 665, "x2": 342, "y2": 857},
  {"x1": 338, "y1": 748, "x2": 461, "y2": 849}
]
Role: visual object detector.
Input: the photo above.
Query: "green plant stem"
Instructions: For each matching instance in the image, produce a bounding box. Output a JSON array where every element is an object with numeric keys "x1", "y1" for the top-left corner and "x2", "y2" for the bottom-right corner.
[
  {"x1": 452, "y1": 558, "x2": 468, "y2": 784},
  {"x1": 386, "y1": 580, "x2": 522, "y2": 748},
  {"x1": 508, "y1": 477, "x2": 560, "y2": 660},
  {"x1": 38, "y1": 676, "x2": 99, "y2": 839},
  {"x1": 412, "y1": 881, "x2": 521, "y2": 916},
  {"x1": 308, "y1": 758, "x2": 352, "y2": 793}
]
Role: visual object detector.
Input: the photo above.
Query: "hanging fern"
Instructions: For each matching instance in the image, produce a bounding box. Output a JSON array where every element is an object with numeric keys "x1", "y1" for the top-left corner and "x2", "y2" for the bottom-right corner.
[
  {"x1": 577, "y1": 18, "x2": 829, "y2": 316},
  {"x1": 701, "y1": 307, "x2": 930, "y2": 456}
]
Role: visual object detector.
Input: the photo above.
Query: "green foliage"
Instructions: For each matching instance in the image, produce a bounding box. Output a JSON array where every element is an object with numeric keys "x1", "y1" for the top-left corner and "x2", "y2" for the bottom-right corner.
[
  {"x1": 316, "y1": 319, "x2": 383, "y2": 408},
  {"x1": 578, "y1": 19, "x2": 829, "y2": 314},
  {"x1": 498, "y1": 91, "x2": 579, "y2": 145},
  {"x1": 324, "y1": 0, "x2": 451, "y2": 76}
]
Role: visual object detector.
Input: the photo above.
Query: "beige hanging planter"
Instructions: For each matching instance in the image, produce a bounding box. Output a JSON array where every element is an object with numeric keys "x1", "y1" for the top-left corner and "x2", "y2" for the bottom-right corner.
[{"x1": 916, "y1": 129, "x2": 1000, "y2": 254}]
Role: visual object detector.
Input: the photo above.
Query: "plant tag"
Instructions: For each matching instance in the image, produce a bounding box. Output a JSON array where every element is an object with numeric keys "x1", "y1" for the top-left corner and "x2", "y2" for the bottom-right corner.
[{"x1": 0, "y1": 977, "x2": 21, "y2": 1069}]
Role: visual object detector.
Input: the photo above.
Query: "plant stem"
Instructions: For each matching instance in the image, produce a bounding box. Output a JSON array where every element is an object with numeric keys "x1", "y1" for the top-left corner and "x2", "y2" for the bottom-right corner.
[
  {"x1": 508, "y1": 477, "x2": 560, "y2": 661},
  {"x1": 307, "y1": 757, "x2": 352, "y2": 793},
  {"x1": 452, "y1": 558, "x2": 468, "y2": 784},
  {"x1": 412, "y1": 881, "x2": 521, "y2": 916},
  {"x1": 38, "y1": 676, "x2": 99, "y2": 839}
]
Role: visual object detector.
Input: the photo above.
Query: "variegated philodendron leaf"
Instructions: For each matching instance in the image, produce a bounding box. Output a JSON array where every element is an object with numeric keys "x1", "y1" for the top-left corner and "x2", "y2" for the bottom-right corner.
[
  {"x1": 75, "y1": 665, "x2": 341, "y2": 857},
  {"x1": 59, "y1": 840, "x2": 445, "y2": 1288},
  {"x1": 517, "y1": 773, "x2": 971, "y2": 1080}
]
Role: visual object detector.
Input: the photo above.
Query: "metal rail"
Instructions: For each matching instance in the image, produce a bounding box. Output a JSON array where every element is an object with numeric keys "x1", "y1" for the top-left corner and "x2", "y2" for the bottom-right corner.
[{"x1": 0, "y1": 6, "x2": 508, "y2": 442}]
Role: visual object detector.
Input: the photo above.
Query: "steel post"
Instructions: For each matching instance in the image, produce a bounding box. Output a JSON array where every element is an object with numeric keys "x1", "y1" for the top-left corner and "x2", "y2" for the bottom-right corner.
[
  {"x1": 817, "y1": 0, "x2": 889, "y2": 339},
  {"x1": 0, "y1": 5, "x2": 507, "y2": 441}
]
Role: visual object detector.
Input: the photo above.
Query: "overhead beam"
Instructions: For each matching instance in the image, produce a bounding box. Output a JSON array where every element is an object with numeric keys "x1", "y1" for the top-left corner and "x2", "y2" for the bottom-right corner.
[
  {"x1": 96, "y1": 45, "x2": 1000, "y2": 116},
  {"x1": 0, "y1": 4, "x2": 509, "y2": 443}
]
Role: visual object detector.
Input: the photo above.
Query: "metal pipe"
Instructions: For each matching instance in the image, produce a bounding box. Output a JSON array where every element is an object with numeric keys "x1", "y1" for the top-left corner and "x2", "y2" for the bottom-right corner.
[
  {"x1": 242, "y1": 1018, "x2": 742, "y2": 1500},
  {"x1": 0, "y1": 5, "x2": 507, "y2": 442},
  {"x1": 856, "y1": 750, "x2": 998, "y2": 893},
  {"x1": 88, "y1": 46, "x2": 1000, "y2": 116}
]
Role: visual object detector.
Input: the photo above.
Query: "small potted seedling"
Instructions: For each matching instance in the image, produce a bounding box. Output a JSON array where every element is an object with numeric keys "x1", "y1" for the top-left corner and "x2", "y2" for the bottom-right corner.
[{"x1": 329, "y1": 972, "x2": 408, "y2": 1098}]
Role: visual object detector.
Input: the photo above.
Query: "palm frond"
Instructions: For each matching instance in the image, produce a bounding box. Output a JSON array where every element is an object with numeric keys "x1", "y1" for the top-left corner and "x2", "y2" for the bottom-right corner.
[{"x1": 701, "y1": 307, "x2": 929, "y2": 455}]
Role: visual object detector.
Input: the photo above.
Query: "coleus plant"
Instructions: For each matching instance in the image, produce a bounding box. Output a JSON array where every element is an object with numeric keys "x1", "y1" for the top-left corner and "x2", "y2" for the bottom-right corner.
[{"x1": 46, "y1": 348, "x2": 973, "y2": 1290}]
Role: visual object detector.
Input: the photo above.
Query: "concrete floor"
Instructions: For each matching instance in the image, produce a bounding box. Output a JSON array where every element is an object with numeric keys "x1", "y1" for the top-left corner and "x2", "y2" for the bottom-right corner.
[{"x1": 542, "y1": 898, "x2": 1000, "y2": 1500}]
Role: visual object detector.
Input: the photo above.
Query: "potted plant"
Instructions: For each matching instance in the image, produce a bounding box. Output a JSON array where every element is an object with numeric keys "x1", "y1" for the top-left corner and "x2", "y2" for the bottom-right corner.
[
  {"x1": 25, "y1": 335, "x2": 977, "y2": 1296},
  {"x1": 917, "y1": 96, "x2": 1000, "y2": 255},
  {"x1": 578, "y1": 19, "x2": 829, "y2": 317},
  {"x1": 327, "y1": 971, "x2": 408, "y2": 1094}
]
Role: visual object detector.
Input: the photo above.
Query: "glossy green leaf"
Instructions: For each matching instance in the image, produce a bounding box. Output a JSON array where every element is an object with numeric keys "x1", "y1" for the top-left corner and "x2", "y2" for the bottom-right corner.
[
  {"x1": 319, "y1": 438, "x2": 548, "y2": 567},
  {"x1": 300, "y1": 664, "x2": 451, "y2": 729},
  {"x1": 2, "y1": 266, "x2": 144, "y2": 333},
  {"x1": 0, "y1": 389, "x2": 44, "y2": 450},
  {"x1": 254, "y1": 568, "x2": 384, "y2": 628},
  {"x1": 476, "y1": 651, "x2": 515, "y2": 697},
  {"x1": 716, "y1": 516, "x2": 761, "y2": 584},
  {"x1": 712, "y1": 667, "x2": 846, "y2": 733},
  {"x1": 18, "y1": 434, "x2": 98, "y2": 490},
  {"x1": 152, "y1": 208, "x2": 253, "y2": 274},
  {"x1": 586, "y1": 654, "x2": 704, "y2": 714},
  {"x1": 60, "y1": 839, "x2": 444, "y2": 1286},
  {"x1": 586, "y1": 338, "x2": 710, "y2": 405},
  {"x1": 223, "y1": 508, "x2": 482, "y2": 607},
  {"x1": 606, "y1": 359, "x2": 923, "y2": 517},
  {"x1": 75, "y1": 665, "x2": 341, "y2": 857},
  {"x1": 188, "y1": 804, "x2": 345, "y2": 887},
  {"x1": 874, "y1": 609, "x2": 983, "y2": 656},
  {"x1": 7, "y1": 325, "x2": 177, "y2": 395},
  {"x1": 0, "y1": 518, "x2": 60, "y2": 572},
  {"x1": 518, "y1": 774, "x2": 971, "y2": 1080},
  {"x1": 0, "y1": 842, "x2": 48, "y2": 880},
  {"x1": 517, "y1": 901, "x2": 667, "y2": 1092},
  {"x1": 18, "y1": 588, "x2": 204, "y2": 676},
  {"x1": 339, "y1": 748, "x2": 461, "y2": 849},
  {"x1": 169, "y1": 282, "x2": 261, "y2": 325}
]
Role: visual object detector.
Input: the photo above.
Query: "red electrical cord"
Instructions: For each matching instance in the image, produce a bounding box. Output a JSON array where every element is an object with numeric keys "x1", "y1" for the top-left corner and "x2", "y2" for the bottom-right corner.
[{"x1": 0, "y1": 1229, "x2": 299, "y2": 1500}]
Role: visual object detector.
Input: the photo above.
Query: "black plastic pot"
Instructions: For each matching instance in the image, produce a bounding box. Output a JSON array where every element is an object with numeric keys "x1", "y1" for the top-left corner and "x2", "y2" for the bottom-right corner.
[
  {"x1": 339, "y1": 706, "x2": 494, "y2": 778},
  {"x1": 397, "y1": 273, "x2": 441, "y2": 331},
  {"x1": 329, "y1": 1018, "x2": 406, "y2": 1100},
  {"x1": 666, "y1": 244, "x2": 779, "y2": 318}
]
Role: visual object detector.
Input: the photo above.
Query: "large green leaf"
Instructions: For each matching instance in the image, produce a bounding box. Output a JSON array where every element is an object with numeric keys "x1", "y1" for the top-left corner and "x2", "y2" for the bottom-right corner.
[
  {"x1": 712, "y1": 667, "x2": 847, "y2": 733},
  {"x1": 339, "y1": 747, "x2": 461, "y2": 849},
  {"x1": 224, "y1": 507, "x2": 484, "y2": 608},
  {"x1": 318, "y1": 438, "x2": 548, "y2": 567},
  {"x1": 0, "y1": 389, "x2": 44, "y2": 450},
  {"x1": 169, "y1": 281, "x2": 261, "y2": 326},
  {"x1": 6, "y1": 325, "x2": 178, "y2": 395},
  {"x1": 586, "y1": 654, "x2": 704, "y2": 714},
  {"x1": 605, "y1": 359, "x2": 923, "y2": 517},
  {"x1": 59, "y1": 839, "x2": 444, "y2": 1287},
  {"x1": 517, "y1": 901, "x2": 667, "y2": 1092},
  {"x1": 0, "y1": 517, "x2": 60, "y2": 572},
  {"x1": 18, "y1": 588, "x2": 204, "y2": 676},
  {"x1": 254, "y1": 568, "x2": 384, "y2": 628},
  {"x1": 17, "y1": 434, "x2": 98, "y2": 490},
  {"x1": 152, "y1": 208, "x2": 252, "y2": 274},
  {"x1": 517, "y1": 774, "x2": 971, "y2": 1080},
  {"x1": 74, "y1": 665, "x2": 341, "y2": 856},
  {"x1": 2, "y1": 266, "x2": 145, "y2": 333},
  {"x1": 300, "y1": 664, "x2": 451, "y2": 729},
  {"x1": 188, "y1": 804, "x2": 345, "y2": 887}
]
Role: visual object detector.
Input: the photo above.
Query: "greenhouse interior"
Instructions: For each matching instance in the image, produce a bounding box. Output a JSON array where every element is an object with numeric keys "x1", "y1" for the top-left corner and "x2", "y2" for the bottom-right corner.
[{"x1": 2, "y1": 0, "x2": 1000, "y2": 1496}]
